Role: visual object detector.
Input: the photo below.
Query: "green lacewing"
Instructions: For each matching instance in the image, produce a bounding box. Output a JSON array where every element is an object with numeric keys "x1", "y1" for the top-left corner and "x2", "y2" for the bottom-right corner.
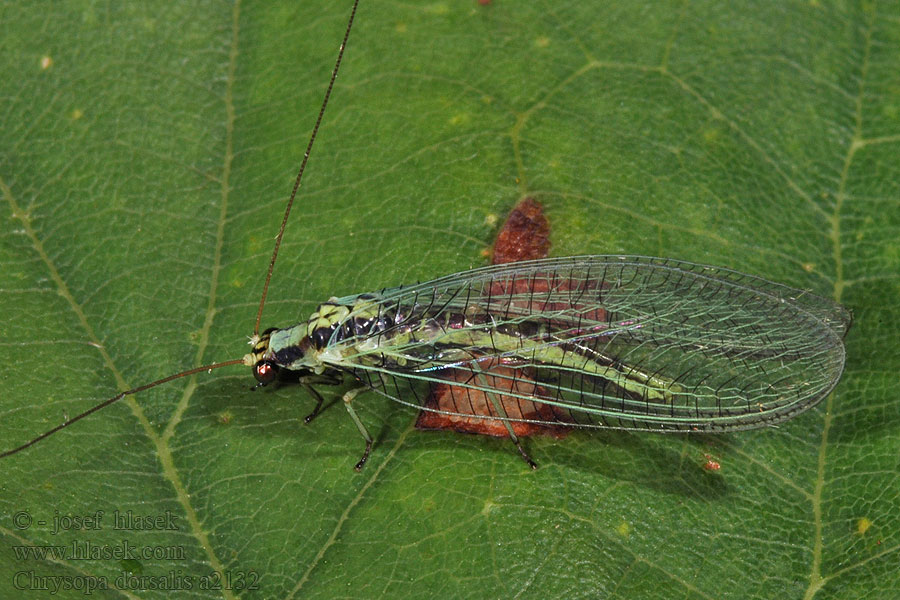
[
  {"x1": 1, "y1": 0, "x2": 850, "y2": 470},
  {"x1": 244, "y1": 254, "x2": 850, "y2": 469}
]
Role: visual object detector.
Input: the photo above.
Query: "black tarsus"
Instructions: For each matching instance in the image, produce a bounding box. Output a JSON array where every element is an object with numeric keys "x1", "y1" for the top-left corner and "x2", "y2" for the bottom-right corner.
[
  {"x1": 354, "y1": 440, "x2": 373, "y2": 472},
  {"x1": 512, "y1": 439, "x2": 538, "y2": 470}
]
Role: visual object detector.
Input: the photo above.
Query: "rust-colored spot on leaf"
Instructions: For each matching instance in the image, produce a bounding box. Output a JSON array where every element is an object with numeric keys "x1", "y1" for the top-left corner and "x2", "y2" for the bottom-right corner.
[
  {"x1": 490, "y1": 197, "x2": 550, "y2": 264},
  {"x1": 702, "y1": 453, "x2": 721, "y2": 471},
  {"x1": 416, "y1": 361, "x2": 572, "y2": 438},
  {"x1": 419, "y1": 197, "x2": 573, "y2": 439},
  {"x1": 484, "y1": 272, "x2": 608, "y2": 325}
]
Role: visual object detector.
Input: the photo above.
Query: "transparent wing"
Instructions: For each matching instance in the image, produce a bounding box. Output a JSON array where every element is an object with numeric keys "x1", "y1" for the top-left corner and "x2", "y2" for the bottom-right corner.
[{"x1": 327, "y1": 256, "x2": 849, "y2": 432}]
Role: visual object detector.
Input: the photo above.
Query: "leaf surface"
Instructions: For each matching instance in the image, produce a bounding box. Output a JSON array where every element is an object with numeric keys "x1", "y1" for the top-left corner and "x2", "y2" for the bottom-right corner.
[{"x1": 1, "y1": 1, "x2": 897, "y2": 599}]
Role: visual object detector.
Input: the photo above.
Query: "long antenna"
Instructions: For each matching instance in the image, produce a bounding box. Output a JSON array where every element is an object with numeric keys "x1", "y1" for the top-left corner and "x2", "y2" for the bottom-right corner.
[
  {"x1": 254, "y1": 0, "x2": 361, "y2": 336},
  {"x1": 0, "y1": 359, "x2": 244, "y2": 459},
  {"x1": 4, "y1": 2, "x2": 361, "y2": 459}
]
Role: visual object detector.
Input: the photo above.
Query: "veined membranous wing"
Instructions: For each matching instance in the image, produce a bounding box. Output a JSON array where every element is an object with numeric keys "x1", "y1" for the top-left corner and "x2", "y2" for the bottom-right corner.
[{"x1": 274, "y1": 255, "x2": 849, "y2": 433}]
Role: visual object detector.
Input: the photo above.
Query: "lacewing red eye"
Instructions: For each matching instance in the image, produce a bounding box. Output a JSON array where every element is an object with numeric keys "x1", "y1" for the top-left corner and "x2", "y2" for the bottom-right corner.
[{"x1": 254, "y1": 361, "x2": 279, "y2": 385}]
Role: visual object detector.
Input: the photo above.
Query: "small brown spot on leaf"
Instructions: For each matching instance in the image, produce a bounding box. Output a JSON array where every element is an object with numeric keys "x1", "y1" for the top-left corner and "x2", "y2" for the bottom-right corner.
[{"x1": 490, "y1": 198, "x2": 550, "y2": 264}]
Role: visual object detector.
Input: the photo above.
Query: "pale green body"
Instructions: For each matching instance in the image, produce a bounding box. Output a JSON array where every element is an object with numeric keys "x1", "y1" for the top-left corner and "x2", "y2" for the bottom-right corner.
[{"x1": 245, "y1": 256, "x2": 849, "y2": 433}]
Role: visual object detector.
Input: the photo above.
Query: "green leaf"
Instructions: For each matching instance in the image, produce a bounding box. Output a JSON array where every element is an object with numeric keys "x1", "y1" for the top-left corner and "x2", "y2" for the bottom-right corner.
[{"x1": 2, "y1": 1, "x2": 897, "y2": 598}]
